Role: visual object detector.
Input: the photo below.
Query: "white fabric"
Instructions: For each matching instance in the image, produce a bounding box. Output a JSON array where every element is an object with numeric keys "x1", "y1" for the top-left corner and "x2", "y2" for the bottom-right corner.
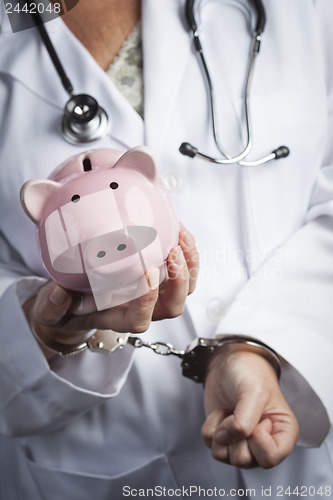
[{"x1": 0, "y1": 0, "x2": 333, "y2": 498}]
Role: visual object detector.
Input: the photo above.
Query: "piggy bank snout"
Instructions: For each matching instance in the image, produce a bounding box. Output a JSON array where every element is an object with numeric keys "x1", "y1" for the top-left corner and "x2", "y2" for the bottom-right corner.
[{"x1": 82, "y1": 226, "x2": 159, "y2": 274}]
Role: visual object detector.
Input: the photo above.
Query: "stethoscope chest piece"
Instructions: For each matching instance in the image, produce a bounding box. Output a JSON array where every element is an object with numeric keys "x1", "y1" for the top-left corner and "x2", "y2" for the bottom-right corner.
[{"x1": 62, "y1": 94, "x2": 109, "y2": 144}]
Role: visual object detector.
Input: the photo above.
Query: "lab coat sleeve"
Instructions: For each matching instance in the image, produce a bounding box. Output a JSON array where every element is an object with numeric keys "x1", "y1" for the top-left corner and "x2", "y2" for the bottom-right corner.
[
  {"x1": 216, "y1": 217, "x2": 333, "y2": 447},
  {"x1": 0, "y1": 231, "x2": 135, "y2": 437},
  {"x1": 216, "y1": 0, "x2": 333, "y2": 448}
]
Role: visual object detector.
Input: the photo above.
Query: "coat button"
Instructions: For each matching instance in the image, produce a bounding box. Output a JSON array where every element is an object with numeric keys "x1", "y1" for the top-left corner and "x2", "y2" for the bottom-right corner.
[
  {"x1": 206, "y1": 299, "x2": 226, "y2": 323},
  {"x1": 163, "y1": 172, "x2": 184, "y2": 192}
]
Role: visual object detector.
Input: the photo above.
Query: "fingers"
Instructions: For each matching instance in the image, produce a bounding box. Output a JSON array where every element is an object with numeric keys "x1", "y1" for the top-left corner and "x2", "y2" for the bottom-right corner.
[
  {"x1": 203, "y1": 409, "x2": 256, "y2": 467},
  {"x1": 209, "y1": 411, "x2": 266, "y2": 467},
  {"x1": 203, "y1": 409, "x2": 298, "y2": 469},
  {"x1": 202, "y1": 411, "x2": 256, "y2": 468},
  {"x1": 201, "y1": 408, "x2": 229, "y2": 448},
  {"x1": 179, "y1": 222, "x2": 199, "y2": 295},
  {"x1": 212, "y1": 439, "x2": 256, "y2": 467},
  {"x1": 215, "y1": 391, "x2": 267, "y2": 445},
  {"x1": 203, "y1": 407, "x2": 299, "y2": 469},
  {"x1": 202, "y1": 397, "x2": 265, "y2": 468},
  {"x1": 113, "y1": 269, "x2": 160, "y2": 333},
  {"x1": 152, "y1": 224, "x2": 199, "y2": 320},
  {"x1": 152, "y1": 246, "x2": 189, "y2": 320},
  {"x1": 249, "y1": 415, "x2": 299, "y2": 469}
]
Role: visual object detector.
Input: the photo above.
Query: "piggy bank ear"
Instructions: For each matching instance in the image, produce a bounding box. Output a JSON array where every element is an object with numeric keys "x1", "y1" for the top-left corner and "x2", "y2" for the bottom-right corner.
[
  {"x1": 20, "y1": 179, "x2": 61, "y2": 225},
  {"x1": 115, "y1": 146, "x2": 158, "y2": 183}
]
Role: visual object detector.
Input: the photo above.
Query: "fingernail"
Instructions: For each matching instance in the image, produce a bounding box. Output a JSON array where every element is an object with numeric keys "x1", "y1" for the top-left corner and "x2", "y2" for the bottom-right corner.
[
  {"x1": 181, "y1": 229, "x2": 195, "y2": 250},
  {"x1": 48, "y1": 286, "x2": 68, "y2": 307},
  {"x1": 170, "y1": 245, "x2": 186, "y2": 267},
  {"x1": 147, "y1": 268, "x2": 160, "y2": 290},
  {"x1": 214, "y1": 429, "x2": 231, "y2": 445}
]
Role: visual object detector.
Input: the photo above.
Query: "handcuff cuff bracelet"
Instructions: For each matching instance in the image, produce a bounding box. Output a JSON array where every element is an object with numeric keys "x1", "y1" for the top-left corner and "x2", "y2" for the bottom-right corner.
[{"x1": 30, "y1": 325, "x2": 282, "y2": 382}]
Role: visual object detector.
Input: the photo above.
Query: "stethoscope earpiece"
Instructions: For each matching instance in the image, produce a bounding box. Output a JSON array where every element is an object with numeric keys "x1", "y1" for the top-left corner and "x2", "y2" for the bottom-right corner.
[{"x1": 62, "y1": 94, "x2": 109, "y2": 144}]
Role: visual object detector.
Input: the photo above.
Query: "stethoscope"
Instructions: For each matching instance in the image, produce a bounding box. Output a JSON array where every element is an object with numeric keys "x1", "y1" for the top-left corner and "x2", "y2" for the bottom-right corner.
[
  {"x1": 180, "y1": 0, "x2": 289, "y2": 166},
  {"x1": 33, "y1": 0, "x2": 289, "y2": 165},
  {"x1": 32, "y1": 12, "x2": 109, "y2": 144}
]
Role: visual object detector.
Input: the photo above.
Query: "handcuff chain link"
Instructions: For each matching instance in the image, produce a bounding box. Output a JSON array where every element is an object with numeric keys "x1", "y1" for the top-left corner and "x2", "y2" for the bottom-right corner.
[{"x1": 128, "y1": 336, "x2": 185, "y2": 359}]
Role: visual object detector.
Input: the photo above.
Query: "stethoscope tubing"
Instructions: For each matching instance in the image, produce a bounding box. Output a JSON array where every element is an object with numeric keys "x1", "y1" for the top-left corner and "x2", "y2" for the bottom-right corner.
[
  {"x1": 198, "y1": 33, "x2": 259, "y2": 165},
  {"x1": 180, "y1": 0, "x2": 289, "y2": 166},
  {"x1": 31, "y1": 10, "x2": 109, "y2": 144},
  {"x1": 31, "y1": 10, "x2": 74, "y2": 96},
  {"x1": 30, "y1": 0, "x2": 289, "y2": 163}
]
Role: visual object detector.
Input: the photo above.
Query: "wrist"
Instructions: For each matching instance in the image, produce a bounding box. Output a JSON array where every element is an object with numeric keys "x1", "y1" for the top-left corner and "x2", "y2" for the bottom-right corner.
[
  {"x1": 207, "y1": 342, "x2": 280, "y2": 380},
  {"x1": 23, "y1": 297, "x2": 58, "y2": 361},
  {"x1": 23, "y1": 296, "x2": 87, "y2": 361},
  {"x1": 181, "y1": 336, "x2": 282, "y2": 383}
]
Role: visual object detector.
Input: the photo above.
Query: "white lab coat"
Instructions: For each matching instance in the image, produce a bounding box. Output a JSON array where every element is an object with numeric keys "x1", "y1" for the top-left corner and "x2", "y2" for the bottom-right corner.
[{"x1": 0, "y1": 0, "x2": 333, "y2": 498}]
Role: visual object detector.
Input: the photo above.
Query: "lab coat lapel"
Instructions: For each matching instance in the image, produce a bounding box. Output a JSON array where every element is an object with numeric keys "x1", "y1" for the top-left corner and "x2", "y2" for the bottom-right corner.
[{"x1": 142, "y1": 0, "x2": 191, "y2": 152}]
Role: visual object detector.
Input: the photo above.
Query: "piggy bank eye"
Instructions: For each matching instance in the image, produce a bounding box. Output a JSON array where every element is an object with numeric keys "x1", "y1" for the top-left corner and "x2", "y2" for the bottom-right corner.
[
  {"x1": 110, "y1": 182, "x2": 119, "y2": 190},
  {"x1": 71, "y1": 194, "x2": 80, "y2": 203}
]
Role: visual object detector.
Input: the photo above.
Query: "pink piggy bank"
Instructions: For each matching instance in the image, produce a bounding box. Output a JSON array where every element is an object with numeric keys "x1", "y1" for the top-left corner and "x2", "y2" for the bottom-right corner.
[{"x1": 20, "y1": 146, "x2": 179, "y2": 311}]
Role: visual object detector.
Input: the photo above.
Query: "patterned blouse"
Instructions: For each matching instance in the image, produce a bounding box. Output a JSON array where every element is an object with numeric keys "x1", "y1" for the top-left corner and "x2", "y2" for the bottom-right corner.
[{"x1": 106, "y1": 23, "x2": 144, "y2": 118}]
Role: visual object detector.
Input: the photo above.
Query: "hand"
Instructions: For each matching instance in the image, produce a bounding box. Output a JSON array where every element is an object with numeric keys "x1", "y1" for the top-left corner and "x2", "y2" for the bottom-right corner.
[
  {"x1": 23, "y1": 223, "x2": 199, "y2": 360},
  {"x1": 201, "y1": 346, "x2": 299, "y2": 469}
]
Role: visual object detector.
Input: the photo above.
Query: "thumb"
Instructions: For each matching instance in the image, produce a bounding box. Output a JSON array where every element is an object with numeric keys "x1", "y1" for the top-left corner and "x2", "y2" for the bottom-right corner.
[{"x1": 33, "y1": 282, "x2": 72, "y2": 326}]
